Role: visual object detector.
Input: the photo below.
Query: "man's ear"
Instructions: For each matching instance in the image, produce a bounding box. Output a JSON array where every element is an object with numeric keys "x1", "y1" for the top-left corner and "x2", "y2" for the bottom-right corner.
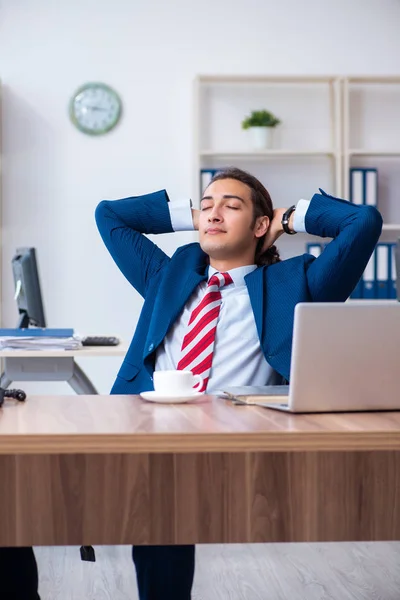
[{"x1": 254, "y1": 216, "x2": 270, "y2": 239}]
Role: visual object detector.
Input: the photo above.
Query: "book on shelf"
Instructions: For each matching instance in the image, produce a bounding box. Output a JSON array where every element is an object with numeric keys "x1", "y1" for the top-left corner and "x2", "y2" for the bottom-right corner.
[
  {"x1": 359, "y1": 243, "x2": 397, "y2": 300},
  {"x1": 306, "y1": 243, "x2": 324, "y2": 258},
  {"x1": 390, "y1": 244, "x2": 397, "y2": 299},
  {"x1": 199, "y1": 168, "x2": 222, "y2": 196},
  {"x1": 376, "y1": 244, "x2": 389, "y2": 299},
  {"x1": 349, "y1": 168, "x2": 378, "y2": 207},
  {"x1": 362, "y1": 252, "x2": 375, "y2": 299},
  {"x1": 306, "y1": 242, "x2": 398, "y2": 300}
]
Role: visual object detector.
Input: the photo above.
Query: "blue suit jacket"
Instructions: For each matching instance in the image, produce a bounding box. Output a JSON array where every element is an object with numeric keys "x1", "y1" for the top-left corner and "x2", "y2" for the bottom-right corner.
[{"x1": 95, "y1": 189, "x2": 382, "y2": 394}]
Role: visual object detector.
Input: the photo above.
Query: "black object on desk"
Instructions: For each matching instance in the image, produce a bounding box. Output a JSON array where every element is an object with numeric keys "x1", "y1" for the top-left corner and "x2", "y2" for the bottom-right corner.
[
  {"x1": 0, "y1": 387, "x2": 27, "y2": 408},
  {"x1": 81, "y1": 336, "x2": 120, "y2": 346}
]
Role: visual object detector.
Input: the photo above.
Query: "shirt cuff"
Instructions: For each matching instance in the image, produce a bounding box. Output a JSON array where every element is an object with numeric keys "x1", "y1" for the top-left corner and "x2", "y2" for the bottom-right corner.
[
  {"x1": 168, "y1": 199, "x2": 194, "y2": 231},
  {"x1": 293, "y1": 199, "x2": 310, "y2": 233}
]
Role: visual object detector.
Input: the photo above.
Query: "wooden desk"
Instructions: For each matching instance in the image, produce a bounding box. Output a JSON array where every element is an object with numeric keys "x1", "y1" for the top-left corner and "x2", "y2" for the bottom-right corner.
[
  {"x1": 0, "y1": 343, "x2": 128, "y2": 394},
  {"x1": 0, "y1": 394, "x2": 399, "y2": 546}
]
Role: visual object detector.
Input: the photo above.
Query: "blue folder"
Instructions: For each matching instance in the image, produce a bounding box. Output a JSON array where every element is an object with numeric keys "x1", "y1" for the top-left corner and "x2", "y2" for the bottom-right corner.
[
  {"x1": 349, "y1": 168, "x2": 378, "y2": 207},
  {"x1": 388, "y1": 243, "x2": 397, "y2": 299},
  {"x1": 375, "y1": 244, "x2": 390, "y2": 299},
  {"x1": 0, "y1": 328, "x2": 74, "y2": 337}
]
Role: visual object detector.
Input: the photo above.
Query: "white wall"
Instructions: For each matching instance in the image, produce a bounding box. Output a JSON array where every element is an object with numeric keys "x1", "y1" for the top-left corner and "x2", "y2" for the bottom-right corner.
[{"x1": 0, "y1": 0, "x2": 399, "y2": 394}]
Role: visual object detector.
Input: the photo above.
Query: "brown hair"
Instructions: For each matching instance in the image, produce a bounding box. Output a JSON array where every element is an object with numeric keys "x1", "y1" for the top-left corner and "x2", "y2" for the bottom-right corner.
[{"x1": 209, "y1": 167, "x2": 281, "y2": 267}]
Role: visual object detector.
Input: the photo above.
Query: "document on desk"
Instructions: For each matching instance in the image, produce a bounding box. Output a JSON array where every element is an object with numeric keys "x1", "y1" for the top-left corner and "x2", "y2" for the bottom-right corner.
[
  {"x1": 216, "y1": 386, "x2": 290, "y2": 406},
  {"x1": 0, "y1": 336, "x2": 82, "y2": 350}
]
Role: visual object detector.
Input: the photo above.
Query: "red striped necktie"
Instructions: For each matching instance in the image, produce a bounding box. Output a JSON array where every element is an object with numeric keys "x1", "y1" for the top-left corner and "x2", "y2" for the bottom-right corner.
[{"x1": 177, "y1": 271, "x2": 233, "y2": 392}]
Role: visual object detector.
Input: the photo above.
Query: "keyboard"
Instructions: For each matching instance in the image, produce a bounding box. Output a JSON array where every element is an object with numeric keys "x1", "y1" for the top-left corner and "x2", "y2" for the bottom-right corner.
[{"x1": 81, "y1": 336, "x2": 120, "y2": 347}]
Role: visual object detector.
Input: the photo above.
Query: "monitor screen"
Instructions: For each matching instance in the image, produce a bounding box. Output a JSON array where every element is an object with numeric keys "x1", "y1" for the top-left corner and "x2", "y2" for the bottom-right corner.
[{"x1": 12, "y1": 247, "x2": 46, "y2": 328}]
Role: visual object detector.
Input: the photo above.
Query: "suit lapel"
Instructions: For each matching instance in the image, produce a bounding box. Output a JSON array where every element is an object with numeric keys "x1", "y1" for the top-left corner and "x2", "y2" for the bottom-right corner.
[
  {"x1": 144, "y1": 246, "x2": 208, "y2": 358},
  {"x1": 168, "y1": 270, "x2": 207, "y2": 326},
  {"x1": 244, "y1": 268, "x2": 265, "y2": 342}
]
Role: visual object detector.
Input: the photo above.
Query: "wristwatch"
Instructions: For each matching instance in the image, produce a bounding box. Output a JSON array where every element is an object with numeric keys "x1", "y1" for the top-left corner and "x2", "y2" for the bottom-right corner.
[{"x1": 281, "y1": 205, "x2": 297, "y2": 235}]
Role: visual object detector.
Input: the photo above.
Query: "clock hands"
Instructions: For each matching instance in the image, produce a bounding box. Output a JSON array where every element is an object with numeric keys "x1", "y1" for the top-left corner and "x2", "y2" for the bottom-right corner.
[{"x1": 81, "y1": 105, "x2": 109, "y2": 113}]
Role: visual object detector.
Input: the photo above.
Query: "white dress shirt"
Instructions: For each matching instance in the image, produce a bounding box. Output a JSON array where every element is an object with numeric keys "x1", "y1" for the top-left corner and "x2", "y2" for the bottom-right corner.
[{"x1": 155, "y1": 198, "x2": 310, "y2": 393}]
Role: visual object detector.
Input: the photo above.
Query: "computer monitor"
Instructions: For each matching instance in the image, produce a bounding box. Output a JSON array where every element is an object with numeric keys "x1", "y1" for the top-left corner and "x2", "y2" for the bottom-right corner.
[{"x1": 11, "y1": 247, "x2": 46, "y2": 328}]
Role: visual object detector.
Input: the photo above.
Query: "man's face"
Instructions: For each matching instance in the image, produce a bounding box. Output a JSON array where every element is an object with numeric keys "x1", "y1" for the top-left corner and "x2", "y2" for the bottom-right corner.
[{"x1": 199, "y1": 178, "x2": 266, "y2": 262}]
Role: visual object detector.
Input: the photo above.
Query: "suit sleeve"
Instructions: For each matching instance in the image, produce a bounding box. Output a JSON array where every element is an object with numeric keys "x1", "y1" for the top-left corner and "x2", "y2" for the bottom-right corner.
[
  {"x1": 95, "y1": 190, "x2": 174, "y2": 298},
  {"x1": 304, "y1": 189, "x2": 383, "y2": 301}
]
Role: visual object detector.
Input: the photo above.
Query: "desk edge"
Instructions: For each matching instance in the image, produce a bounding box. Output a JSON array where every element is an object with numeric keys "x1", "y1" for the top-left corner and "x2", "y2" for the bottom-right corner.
[{"x1": 1, "y1": 431, "x2": 400, "y2": 454}]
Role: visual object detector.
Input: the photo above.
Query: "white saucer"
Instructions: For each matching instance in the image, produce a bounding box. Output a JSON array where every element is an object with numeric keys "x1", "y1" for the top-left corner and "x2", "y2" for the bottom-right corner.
[{"x1": 140, "y1": 391, "x2": 203, "y2": 404}]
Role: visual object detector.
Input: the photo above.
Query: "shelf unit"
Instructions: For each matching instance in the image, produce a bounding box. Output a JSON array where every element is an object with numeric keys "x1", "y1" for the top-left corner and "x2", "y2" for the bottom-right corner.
[
  {"x1": 194, "y1": 74, "x2": 400, "y2": 235},
  {"x1": 193, "y1": 75, "x2": 342, "y2": 209},
  {"x1": 0, "y1": 81, "x2": 2, "y2": 326},
  {"x1": 382, "y1": 224, "x2": 400, "y2": 232},
  {"x1": 342, "y1": 75, "x2": 400, "y2": 232},
  {"x1": 199, "y1": 150, "x2": 336, "y2": 158},
  {"x1": 348, "y1": 150, "x2": 400, "y2": 156}
]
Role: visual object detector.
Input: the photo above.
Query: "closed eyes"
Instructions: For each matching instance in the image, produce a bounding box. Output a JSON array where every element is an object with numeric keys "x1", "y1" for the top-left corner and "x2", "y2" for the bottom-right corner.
[{"x1": 201, "y1": 205, "x2": 240, "y2": 211}]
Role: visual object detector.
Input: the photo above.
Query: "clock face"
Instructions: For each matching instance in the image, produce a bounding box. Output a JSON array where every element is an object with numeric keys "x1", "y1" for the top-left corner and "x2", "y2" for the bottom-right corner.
[{"x1": 69, "y1": 83, "x2": 122, "y2": 135}]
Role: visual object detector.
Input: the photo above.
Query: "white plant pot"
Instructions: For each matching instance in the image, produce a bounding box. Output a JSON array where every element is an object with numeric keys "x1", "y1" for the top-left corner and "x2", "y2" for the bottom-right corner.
[{"x1": 248, "y1": 126, "x2": 273, "y2": 150}]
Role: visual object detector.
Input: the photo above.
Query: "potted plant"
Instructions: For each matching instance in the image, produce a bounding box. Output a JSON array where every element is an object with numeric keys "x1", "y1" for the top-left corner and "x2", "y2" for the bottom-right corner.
[{"x1": 242, "y1": 109, "x2": 281, "y2": 150}]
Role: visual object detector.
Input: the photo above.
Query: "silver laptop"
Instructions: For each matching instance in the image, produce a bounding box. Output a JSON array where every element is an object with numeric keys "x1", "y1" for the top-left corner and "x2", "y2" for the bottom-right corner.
[{"x1": 225, "y1": 301, "x2": 400, "y2": 413}]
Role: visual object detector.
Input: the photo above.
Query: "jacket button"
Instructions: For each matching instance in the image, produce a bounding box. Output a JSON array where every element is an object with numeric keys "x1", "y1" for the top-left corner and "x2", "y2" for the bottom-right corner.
[{"x1": 148, "y1": 343, "x2": 154, "y2": 352}]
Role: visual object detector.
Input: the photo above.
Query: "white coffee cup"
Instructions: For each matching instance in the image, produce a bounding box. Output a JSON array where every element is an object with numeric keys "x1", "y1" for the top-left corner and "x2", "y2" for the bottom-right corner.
[{"x1": 153, "y1": 370, "x2": 203, "y2": 396}]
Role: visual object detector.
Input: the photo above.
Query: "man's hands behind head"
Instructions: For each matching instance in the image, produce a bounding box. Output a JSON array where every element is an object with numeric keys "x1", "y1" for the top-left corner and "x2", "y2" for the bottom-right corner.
[{"x1": 261, "y1": 208, "x2": 286, "y2": 253}]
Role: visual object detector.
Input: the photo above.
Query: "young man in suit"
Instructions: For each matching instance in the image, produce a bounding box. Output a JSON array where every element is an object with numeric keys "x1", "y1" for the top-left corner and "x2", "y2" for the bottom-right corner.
[{"x1": 95, "y1": 167, "x2": 382, "y2": 600}]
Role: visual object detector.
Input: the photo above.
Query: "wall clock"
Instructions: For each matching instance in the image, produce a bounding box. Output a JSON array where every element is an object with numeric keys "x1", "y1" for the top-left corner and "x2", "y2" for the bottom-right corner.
[{"x1": 69, "y1": 82, "x2": 122, "y2": 135}]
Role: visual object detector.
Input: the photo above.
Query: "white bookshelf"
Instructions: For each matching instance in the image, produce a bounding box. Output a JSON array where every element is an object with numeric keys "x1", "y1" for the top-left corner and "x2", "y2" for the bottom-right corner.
[
  {"x1": 199, "y1": 150, "x2": 335, "y2": 158},
  {"x1": 194, "y1": 74, "x2": 400, "y2": 235},
  {"x1": 0, "y1": 81, "x2": 2, "y2": 326},
  {"x1": 382, "y1": 225, "x2": 400, "y2": 232},
  {"x1": 193, "y1": 75, "x2": 342, "y2": 212},
  {"x1": 349, "y1": 150, "x2": 400, "y2": 156},
  {"x1": 342, "y1": 76, "x2": 400, "y2": 233}
]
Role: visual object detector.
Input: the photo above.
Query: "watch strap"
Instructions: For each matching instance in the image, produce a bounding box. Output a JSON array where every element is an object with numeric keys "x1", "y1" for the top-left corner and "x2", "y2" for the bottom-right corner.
[{"x1": 281, "y1": 205, "x2": 297, "y2": 235}]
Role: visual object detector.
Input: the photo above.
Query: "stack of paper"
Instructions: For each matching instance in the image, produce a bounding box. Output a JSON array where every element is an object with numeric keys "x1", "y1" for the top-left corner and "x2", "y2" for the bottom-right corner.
[{"x1": 0, "y1": 336, "x2": 82, "y2": 351}]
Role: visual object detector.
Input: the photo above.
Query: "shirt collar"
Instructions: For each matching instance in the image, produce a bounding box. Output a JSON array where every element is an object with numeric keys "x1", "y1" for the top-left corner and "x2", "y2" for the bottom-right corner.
[{"x1": 207, "y1": 264, "x2": 257, "y2": 287}]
